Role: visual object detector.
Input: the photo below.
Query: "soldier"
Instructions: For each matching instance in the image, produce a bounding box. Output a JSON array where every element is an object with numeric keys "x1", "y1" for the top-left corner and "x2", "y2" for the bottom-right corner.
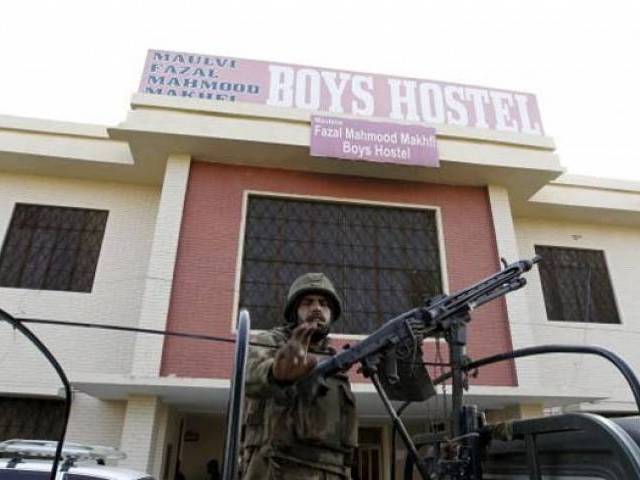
[{"x1": 241, "y1": 273, "x2": 358, "y2": 480}]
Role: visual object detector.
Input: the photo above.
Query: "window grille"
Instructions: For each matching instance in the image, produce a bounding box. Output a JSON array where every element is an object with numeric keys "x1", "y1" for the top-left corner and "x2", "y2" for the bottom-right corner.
[
  {"x1": 535, "y1": 245, "x2": 620, "y2": 324},
  {"x1": 0, "y1": 397, "x2": 65, "y2": 440},
  {"x1": 239, "y1": 196, "x2": 443, "y2": 335},
  {"x1": 0, "y1": 204, "x2": 108, "y2": 293}
]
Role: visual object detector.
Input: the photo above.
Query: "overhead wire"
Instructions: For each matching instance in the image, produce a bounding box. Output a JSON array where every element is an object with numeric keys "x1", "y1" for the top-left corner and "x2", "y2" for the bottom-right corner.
[
  {"x1": 0, "y1": 309, "x2": 71, "y2": 480},
  {"x1": 17, "y1": 317, "x2": 275, "y2": 349},
  {"x1": 11, "y1": 312, "x2": 640, "y2": 480},
  {"x1": 16, "y1": 318, "x2": 454, "y2": 365}
]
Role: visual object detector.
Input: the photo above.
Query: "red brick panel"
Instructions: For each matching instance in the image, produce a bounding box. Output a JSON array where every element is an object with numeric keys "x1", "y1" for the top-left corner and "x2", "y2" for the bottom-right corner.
[{"x1": 161, "y1": 161, "x2": 517, "y2": 386}]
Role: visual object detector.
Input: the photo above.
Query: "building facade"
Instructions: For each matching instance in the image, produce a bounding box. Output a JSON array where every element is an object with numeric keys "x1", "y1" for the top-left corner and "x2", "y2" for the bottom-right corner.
[{"x1": 1, "y1": 65, "x2": 640, "y2": 480}]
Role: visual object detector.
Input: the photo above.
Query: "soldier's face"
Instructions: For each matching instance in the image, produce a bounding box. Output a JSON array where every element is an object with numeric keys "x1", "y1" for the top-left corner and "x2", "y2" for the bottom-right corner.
[{"x1": 296, "y1": 294, "x2": 332, "y2": 331}]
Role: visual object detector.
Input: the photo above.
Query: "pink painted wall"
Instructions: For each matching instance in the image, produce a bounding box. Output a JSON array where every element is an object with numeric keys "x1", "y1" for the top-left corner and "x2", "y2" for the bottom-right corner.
[{"x1": 161, "y1": 161, "x2": 517, "y2": 387}]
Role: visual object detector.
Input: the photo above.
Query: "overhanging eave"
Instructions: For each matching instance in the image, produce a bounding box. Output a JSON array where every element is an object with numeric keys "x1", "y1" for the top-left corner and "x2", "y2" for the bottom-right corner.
[{"x1": 109, "y1": 95, "x2": 563, "y2": 202}]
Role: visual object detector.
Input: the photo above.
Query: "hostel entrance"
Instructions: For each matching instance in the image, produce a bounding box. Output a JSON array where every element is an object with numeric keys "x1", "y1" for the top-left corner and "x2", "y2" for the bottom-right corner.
[
  {"x1": 175, "y1": 414, "x2": 225, "y2": 480},
  {"x1": 174, "y1": 418, "x2": 386, "y2": 480}
]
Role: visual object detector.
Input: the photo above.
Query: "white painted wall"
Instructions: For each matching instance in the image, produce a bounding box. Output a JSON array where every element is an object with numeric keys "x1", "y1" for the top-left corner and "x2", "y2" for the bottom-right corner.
[
  {"x1": 0, "y1": 171, "x2": 160, "y2": 395},
  {"x1": 514, "y1": 216, "x2": 640, "y2": 411},
  {"x1": 131, "y1": 154, "x2": 191, "y2": 377},
  {"x1": 65, "y1": 393, "x2": 127, "y2": 453},
  {"x1": 487, "y1": 185, "x2": 541, "y2": 390},
  {"x1": 119, "y1": 396, "x2": 165, "y2": 472}
]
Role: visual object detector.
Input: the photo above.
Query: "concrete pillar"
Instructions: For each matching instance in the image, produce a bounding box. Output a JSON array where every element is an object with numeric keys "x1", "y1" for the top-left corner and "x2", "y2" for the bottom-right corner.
[
  {"x1": 487, "y1": 185, "x2": 541, "y2": 388},
  {"x1": 150, "y1": 403, "x2": 171, "y2": 479},
  {"x1": 64, "y1": 394, "x2": 126, "y2": 450},
  {"x1": 119, "y1": 396, "x2": 168, "y2": 473},
  {"x1": 131, "y1": 154, "x2": 191, "y2": 377}
]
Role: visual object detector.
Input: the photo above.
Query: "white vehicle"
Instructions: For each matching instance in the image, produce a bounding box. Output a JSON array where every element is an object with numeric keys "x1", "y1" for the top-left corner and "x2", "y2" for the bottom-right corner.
[{"x1": 0, "y1": 440, "x2": 155, "y2": 480}]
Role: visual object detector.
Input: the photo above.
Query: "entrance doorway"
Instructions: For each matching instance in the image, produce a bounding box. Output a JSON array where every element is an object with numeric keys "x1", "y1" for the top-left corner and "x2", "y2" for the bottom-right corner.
[
  {"x1": 171, "y1": 414, "x2": 225, "y2": 480},
  {"x1": 169, "y1": 417, "x2": 387, "y2": 480}
]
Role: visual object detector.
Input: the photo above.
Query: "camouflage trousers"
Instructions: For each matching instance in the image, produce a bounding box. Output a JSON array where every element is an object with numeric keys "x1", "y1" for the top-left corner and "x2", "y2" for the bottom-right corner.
[{"x1": 242, "y1": 447, "x2": 350, "y2": 480}]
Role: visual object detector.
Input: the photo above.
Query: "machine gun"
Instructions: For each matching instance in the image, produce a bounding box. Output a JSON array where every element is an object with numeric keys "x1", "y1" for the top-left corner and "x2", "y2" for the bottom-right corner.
[
  {"x1": 224, "y1": 257, "x2": 640, "y2": 480},
  {"x1": 297, "y1": 256, "x2": 539, "y2": 398},
  {"x1": 290, "y1": 256, "x2": 539, "y2": 479}
]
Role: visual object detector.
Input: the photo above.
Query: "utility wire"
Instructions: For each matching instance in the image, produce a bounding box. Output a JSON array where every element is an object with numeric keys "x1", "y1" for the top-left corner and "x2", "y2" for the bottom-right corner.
[
  {"x1": 17, "y1": 318, "x2": 277, "y2": 349},
  {"x1": 17, "y1": 317, "x2": 452, "y2": 368},
  {"x1": 0, "y1": 309, "x2": 71, "y2": 480}
]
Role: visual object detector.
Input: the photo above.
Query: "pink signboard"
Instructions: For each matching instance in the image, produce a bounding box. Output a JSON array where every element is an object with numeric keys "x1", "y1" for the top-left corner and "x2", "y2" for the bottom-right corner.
[
  {"x1": 310, "y1": 116, "x2": 438, "y2": 167},
  {"x1": 139, "y1": 49, "x2": 544, "y2": 135}
]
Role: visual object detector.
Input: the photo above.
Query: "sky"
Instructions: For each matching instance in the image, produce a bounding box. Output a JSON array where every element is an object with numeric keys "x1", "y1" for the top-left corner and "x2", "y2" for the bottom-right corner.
[{"x1": 1, "y1": 0, "x2": 639, "y2": 181}]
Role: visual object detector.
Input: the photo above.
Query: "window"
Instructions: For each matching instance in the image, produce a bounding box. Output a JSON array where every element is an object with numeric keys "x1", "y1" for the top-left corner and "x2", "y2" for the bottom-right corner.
[
  {"x1": 535, "y1": 245, "x2": 620, "y2": 324},
  {"x1": 0, "y1": 396, "x2": 65, "y2": 440},
  {"x1": 0, "y1": 204, "x2": 108, "y2": 293},
  {"x1": 239, "y1": 196, "x2": 443, "y2": 335}
]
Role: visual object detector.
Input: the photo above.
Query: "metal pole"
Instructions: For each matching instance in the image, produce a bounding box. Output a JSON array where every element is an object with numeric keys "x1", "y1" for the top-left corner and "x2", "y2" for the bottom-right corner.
[
  {"x1": 448, "y1": 317, "x2": 468, "y2": 438},
  {"x1": 369, "y1": 373, "x2": 431, "y2": 480}
]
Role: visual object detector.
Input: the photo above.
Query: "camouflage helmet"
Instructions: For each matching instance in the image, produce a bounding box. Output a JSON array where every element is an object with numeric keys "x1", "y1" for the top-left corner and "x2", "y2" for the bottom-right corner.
[{"x1": 284, "y1": 272, "x2": 342, "y2": 323}]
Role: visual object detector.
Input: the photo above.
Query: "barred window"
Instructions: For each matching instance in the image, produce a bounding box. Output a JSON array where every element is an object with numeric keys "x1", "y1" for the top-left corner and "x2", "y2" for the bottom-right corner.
[
  {"x1": 535, "y1": 245, "x2": 620, "y2": 324},
  {"x1": 239, "y1": 196, "x2": 443, "y2": 335},
  {"x1": 0, "y1": 204, "x2": 108, "y2": 293},
  {"x1": 0, "y1": 396, "x2": 65, "y2": 440}
]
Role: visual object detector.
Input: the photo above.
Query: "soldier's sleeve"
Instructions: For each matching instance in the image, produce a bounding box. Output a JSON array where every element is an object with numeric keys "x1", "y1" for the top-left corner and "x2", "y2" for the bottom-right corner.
[{"x1": 245, "y1": 330, "x2": 288, "y2": 398}]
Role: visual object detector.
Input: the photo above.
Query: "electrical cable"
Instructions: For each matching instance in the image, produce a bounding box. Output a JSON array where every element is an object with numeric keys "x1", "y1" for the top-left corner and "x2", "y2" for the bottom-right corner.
[
  {"x1": 17, "y1": 317, "x2": 277, "y2": 349},
  {"x1": 0, "y1": 314, "x2": 281, "y2": 479},
  {"x1": 10, "y1": 315, "x2": 640, "y2": 479},
  {"x1": 14, "y1": 316, "x2": 445, "y2": 480},
  {"x1": 432, "y1": 344, "x2": 640, "y2": 413},
  {"x1": 0, "y1": 309, "x2": 71, "y2": 480}
]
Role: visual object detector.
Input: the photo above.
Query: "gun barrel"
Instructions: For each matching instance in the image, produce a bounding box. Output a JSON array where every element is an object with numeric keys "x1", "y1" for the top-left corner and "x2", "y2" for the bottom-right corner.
[{"x1": 425, "y1": 257, "x2": 538, "y2": 323}]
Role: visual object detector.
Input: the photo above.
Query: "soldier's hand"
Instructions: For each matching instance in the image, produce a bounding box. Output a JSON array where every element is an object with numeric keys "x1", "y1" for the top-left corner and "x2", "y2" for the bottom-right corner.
[{"x1": 272, "y1": 323, "x2": 318, "y2": 383}]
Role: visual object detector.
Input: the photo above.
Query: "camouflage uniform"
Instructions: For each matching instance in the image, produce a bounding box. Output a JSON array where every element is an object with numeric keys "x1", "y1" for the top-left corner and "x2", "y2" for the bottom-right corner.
[{"x1": 241, "y1": 274, "x2": 358, "y2": 480}]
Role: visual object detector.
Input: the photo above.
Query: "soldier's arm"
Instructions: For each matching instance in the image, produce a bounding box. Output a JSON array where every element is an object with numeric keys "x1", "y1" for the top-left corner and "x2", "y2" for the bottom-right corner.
[
  {"x1": 245, "y1": 331, "x2": 286, "y2": 398},
  {"x1": 246, "y1": 325, "x2": 320, "y2": 397}
]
